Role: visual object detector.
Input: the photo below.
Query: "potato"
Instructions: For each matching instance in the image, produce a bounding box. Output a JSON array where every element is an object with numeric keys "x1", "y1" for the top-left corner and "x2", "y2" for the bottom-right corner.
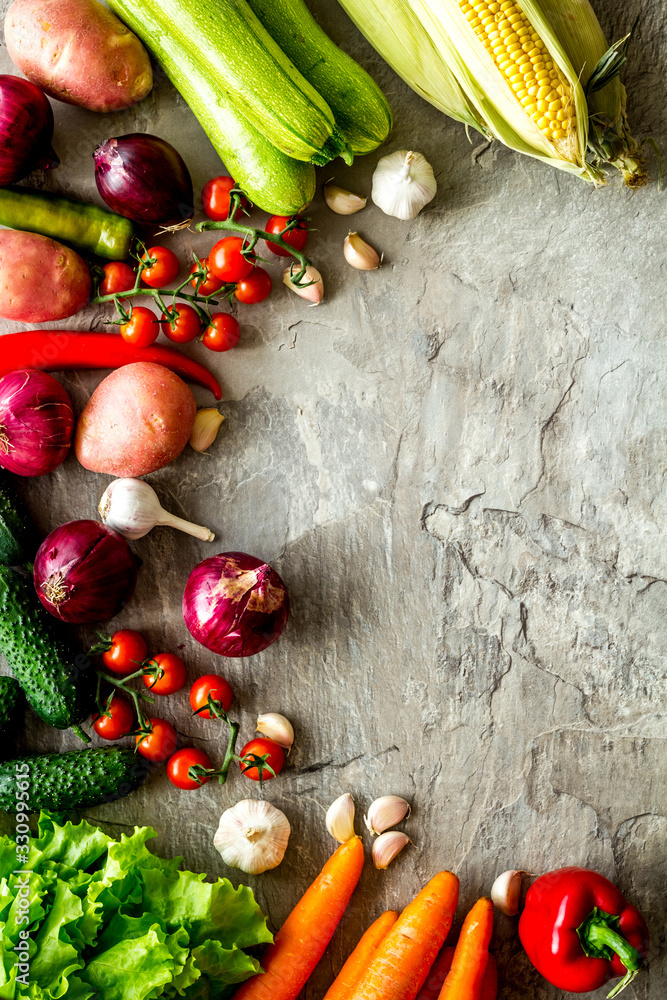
[
  {"x1": 0, "y1": 230, "x2": 91, "y2": 322},
  {"x1": 4, "y1": 0, "x2": 152, "y2": 113},
  {"x1": 75, "y1": 363, "x2": 197, "y2": 477}
]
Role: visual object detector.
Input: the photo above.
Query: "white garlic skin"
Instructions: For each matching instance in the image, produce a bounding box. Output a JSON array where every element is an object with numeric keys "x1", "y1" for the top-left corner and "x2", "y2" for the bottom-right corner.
[
  {"x1": 372, "y1": 150, "x2": 437, "y2": 221},
  {"x1": 256, "y1": 713, "x2": 294, "y2": 749},
  {"x1": 214, "y1": 799, "x2": 290, "y2": 874},
  {"x1": 372, "y1": 831, "x2": 411, "y2": 870},
  {"x1": 324, "y1": 182, "x2": 367, "y2": 215},
  {"x1": 491, "y1": 869, "x2": 525, "y2": 916},
  {"x1": 99, "y1": 478, "x2": 161, "y2": 539},
  {"x1": 343, "y1": 231, "x2": 380, "y2": 270},
  {"x1": 365, "y1": 795, "x2": 411, "y2": 836},
  {"x1": 326, "y1": 793, "x2": 356, "y2": 844}
]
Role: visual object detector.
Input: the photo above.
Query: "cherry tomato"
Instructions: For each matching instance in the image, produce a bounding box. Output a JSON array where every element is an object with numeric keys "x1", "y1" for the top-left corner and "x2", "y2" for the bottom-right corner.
[
  {"x1": 201, "y1": 313, "x2": 240, "y2": 352},
  {"x1": 167, "y1": 748, "x2": 214, "y2": 790},
  {"x1": 234, "y1": 267, "x2": 272, "y2": 305},
  {"x1": 160, "y1": 303, "x2": 201, "y2": 344},
  {"x1": 143, "y1": 653, "x2": 187, "y2": 695},
  {"x1": 239, "y1": 737, "x2": 285, "y2": 782},
  {"x1": 265, "y1": 215, "x2": 308, "y2": 257},
  {"x1": 190, "y1": 674, "x2": 234, "y2": 719},
  {"x1": 190, "y1": 257, "x2": 224, "y2": 296},
  {"x1": 201, "y1": 175, "x2": 249, "y2": 222},
  {"x1": 208, "y1": 237, "x2": 254, "y2": 283},
  {"x1": 120, "y1": 306, "x2": 159, "y2": 347},
  {"x1": 101, "y1": 629, "x2": 148, "y2": 675},
  {"x1": 141, "y1": 246, "x2": 180, "y2": 287},
  {"x1": 136, "y1": 717, "x2": 178, "y2": 762},
  {"x1": 92, "y1": 694, "x2": 135, "y2": 740},
  {"x1": 100, "y1": 261, "x2": 136, "y2": 295}
]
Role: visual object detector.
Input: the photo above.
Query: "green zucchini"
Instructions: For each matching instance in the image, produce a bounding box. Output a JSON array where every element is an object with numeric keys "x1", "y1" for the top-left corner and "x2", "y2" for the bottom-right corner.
[
  {"x1": 246, "y1": 0, "x2": 392, "y2": 155},
  {"x1": 109, "y1": 0, "x2": 350, "y2": 167},
  {"x1": 0, "y1": 187, "x2": 134, "y2": 260},
  {"x1": 0, "y1": 471, "x2": 35, "y2": 566},
  {"x1": 0, "y1": 568, "x2": 93, "y2": 733},
  {"x1": 0, "y1": 748, "x2": 147, "y2": 812},
  {"x1": 0, "y1": 677, "x2": 24, "y2": 738}
]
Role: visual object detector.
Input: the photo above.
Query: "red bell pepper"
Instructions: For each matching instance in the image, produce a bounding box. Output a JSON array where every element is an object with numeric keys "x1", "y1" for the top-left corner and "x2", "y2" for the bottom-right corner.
[{"x1": 519, "y1": 867, "x2": 649, "y2": 997}]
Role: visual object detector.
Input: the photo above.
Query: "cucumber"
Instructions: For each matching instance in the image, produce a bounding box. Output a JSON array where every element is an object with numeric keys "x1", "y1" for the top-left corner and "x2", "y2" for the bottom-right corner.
[
  {"x1": 107, "y1": 0, "x2": 316, "y2": 214},
  {"x1": 0, "y1": 677, "x2": 24, "y2": 738},
  {"x1": 0, "y1": 748, "x2": 147, "y2": 812},
  {"x1": 108, "y1": 0, "x2": 350, "y2": 167},
  {"x1": 0, "y1": 568, "x2": 93, "y2": 733},
  {"x1": 0, "y1": 472, "x2": 35, "y2": 566},
  {"x1": 246, "y1": 0, "x2": 392, "y2": 155}
]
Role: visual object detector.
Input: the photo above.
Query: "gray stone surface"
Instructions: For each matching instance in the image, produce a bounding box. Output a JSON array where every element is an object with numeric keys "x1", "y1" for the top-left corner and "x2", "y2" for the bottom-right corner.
[{"x1": 0, "y1": 1, "x2": 665, "y2": 998}]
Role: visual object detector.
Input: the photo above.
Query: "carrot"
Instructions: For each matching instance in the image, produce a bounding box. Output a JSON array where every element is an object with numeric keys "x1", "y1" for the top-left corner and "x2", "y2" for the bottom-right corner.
[
  {"x1": 417, "y1": 948, "x2": 497, "y2": 1000},
  {"x1": 233, "y1": 836, "x2": 365, "y2": 1000},
  {"x1": 348, "y1": 870, "x2": 460, "y2": 1000},
  {"x1": 437, "y1": 897, "x2": 494, "y2": 1000},
  {"x1": 324, "y1": 910, "x2": 399, "y2": 1000}
]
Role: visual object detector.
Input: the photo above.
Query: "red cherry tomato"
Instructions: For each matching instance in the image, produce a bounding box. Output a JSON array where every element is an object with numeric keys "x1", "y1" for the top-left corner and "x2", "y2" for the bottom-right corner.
[
  {"x1": 92, "y1": 694, "x2": 135, "y2": 741},
  {"x1": 160, "y1": 303, "x2": 202, "y2": 344},
  {"x1": 100, "y1": 261, "x2": 136, "y2": 295},
  {"x1": 265, "y1": 215, "x2": 309, "y2": 257},
  {"x1": 208, "y1": 237, "x2": 254, "y2": 283},
  {"x1": 234, "y1": 267, "x2": 272, "y2": 305},
  {"x1": 101, "y1": 629, "x2": 148, "y2": 676},
  {"x1": 201, "y1": 313, "x2": 240, "y2": 352},
  {"x1": 239, "y1": 737, "x2": 285, "y2": 782},
  {"x1": 136, "y1": 718, "x2": 178, "y2": 761},
  {"x1": 190, "y1": 674, "x2": 234, "y2": 719},
  {"x1": 167, "y1": 747, "x2": 214, "y2": 790},
  {"x1": 141, "y1": 246, "x2": 180, "y2": 287},
  {"x1": 201, "y1": 175, "x2": 249, "y2": 222},
  {"x1": 143, "y1": 653, "x2": 188, "y2": 695},
  {"x1": 120, "y1": 306, "x2": 159, "y2": 347},
  {"x1": 190, "y1": 257, "x2": 224, "y2": 296}
]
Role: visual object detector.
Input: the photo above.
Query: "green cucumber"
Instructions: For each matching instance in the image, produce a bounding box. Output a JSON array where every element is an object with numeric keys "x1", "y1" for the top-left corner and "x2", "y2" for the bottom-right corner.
[
  {"x1": 246, "y1": 0, "x2": 392, "y2": 155},
  {"x1": 108, "y1": 0, "x2": 350, "y2": 167},
  {"x1": 0, "y1": 677, "x2": 24, "y2": 738},
  {"x1": 0, "y1": 471, "x2": 35, "y2": 566},
  {"x1": 0, "y1": 568, "x2": 93, "y2": 733},
  {"x1": 0, "y1": 748, "x2": 147, "y2": 812}
]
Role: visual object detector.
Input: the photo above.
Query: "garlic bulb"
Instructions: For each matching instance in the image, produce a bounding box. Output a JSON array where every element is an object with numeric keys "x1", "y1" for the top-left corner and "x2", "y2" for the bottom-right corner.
[
  {"x1": 190, "y1": 409, "x2": 224, "y2": 453},
  {"x1": 365, "y1": 796, "x2": 411, "y2": 836},
  {"x1": 343, "y1": 231, "x2": 381, "y2": 270},
  {"x1": 214, "y1": 799, "x2": 290, "y2": 874},
  {"x1": 324, "y1": 181, "x2": 367, "y2": 215},
  {"x1": 256, "y1": 713, "x2": 294, "y2": 750},
  {"x1": 326, "y1": 793, "x2": 356, "y2": 844},
  {"x1": 372, "y1": 150, "x2": 437, "y2": 221},
  {"x1": 283, "y1": 264, "x2": 324, "y2": 305},
  {"x1": 491, "y1": 869, "x2": 526, "y2": 916},
  {"x1": 99, "y1": 478, "x2": 214, "y2": 542},
  {"x1": 372, "y1": 831, "x2": 411, "y2": 869}
]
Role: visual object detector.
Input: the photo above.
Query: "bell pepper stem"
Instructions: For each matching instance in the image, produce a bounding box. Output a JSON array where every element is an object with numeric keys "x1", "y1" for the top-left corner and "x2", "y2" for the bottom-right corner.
[
  {"x1": 607, "y1": 969, "x2": 640, "y2": 999},
  {"x1": 584, "y1": 920, "x2": 643, "y2": 972}
]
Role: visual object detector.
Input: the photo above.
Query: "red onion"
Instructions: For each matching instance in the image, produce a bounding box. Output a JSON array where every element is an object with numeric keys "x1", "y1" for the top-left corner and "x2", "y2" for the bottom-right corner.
[
  {"x1": 0, "y1": 370, "x2": 74, "y2": 477},
  {"x1": 183, "y1": 552, "x2": 290, "y2": 657},
  {"x1": 93, "y1": 134, "x2": 193, "y2": 225},
  {"x1": 34, "y1": 520, "x2": 139, "y2": 624},
  {"x1": 0, "y1": 75, "x2": 59, "y2": 186}
]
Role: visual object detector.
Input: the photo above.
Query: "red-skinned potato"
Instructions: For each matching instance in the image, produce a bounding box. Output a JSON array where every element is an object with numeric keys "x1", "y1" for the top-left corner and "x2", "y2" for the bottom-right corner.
[
  {"x1": 0, "y1": 230, "x2": 91, "y2": 323},
  {"x1": 4, "y1": 0, "x2": 152, "y2": 113},
  {"x1": 75, "y1": 363, "x2": 197, "y2": 477}
]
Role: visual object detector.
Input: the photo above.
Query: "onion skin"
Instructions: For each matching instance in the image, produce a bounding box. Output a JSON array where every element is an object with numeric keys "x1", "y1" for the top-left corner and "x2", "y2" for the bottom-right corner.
[
  {"x1": 93, "y1": 134, "x2": 194, "y2": 225},
  {"x1": 34, "y1": 520, "x2": 139, "y2": 624},
  {"x1": 0, "y1": 370, "x2": 74, "y2": 477},
  {"x1": 183, "y1": 552, "x2": 290, "y2": 658},
  {"x1": 0, "y1": 75, "x2": 58, "y2": 186}
]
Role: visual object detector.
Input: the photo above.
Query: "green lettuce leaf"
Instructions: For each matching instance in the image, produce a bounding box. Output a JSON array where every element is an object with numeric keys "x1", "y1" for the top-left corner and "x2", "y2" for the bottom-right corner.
[
  {"x1": 191, "y1": 939, "x2": 262, "y2": 988},
  {"x1": 78, "y1": 922, "x2": 177, "y2": 1000},
  {"x1": 27, "y1": 814, "x2": 110, "y2": 874}
]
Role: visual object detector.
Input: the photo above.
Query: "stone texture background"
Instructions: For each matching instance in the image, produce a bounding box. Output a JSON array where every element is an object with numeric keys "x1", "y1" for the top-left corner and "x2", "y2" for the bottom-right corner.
[{"x1": 1, "y1": 1, "x2": 665, "y2": 997}]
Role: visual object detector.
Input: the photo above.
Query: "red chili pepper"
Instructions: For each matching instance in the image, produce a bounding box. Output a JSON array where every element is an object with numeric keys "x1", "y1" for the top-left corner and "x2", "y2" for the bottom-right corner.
[
  {"x1": 519, "y1": 867, "x2": 649, "y2": 997},
  {"x1": 0, "y1": 331, "x2": 221, "y2": 399}
]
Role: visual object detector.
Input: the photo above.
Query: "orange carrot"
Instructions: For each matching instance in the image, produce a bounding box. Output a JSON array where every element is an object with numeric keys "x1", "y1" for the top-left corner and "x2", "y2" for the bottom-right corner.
[
  {"x1": 438, "y1": 897, "x2": 494, "y2": 1000},
  {"x1": 324, "y1": 910, "x2": 399, "y2": 1000},
  {"x1": 233, "y1": 836, "x2": 365, "y2": 1000},
  {"x1": 348, "y1": 871, "x2": 460, "y2": 1000},
  {"x1": 417, "y1": 948, "x2": 498, "y2": 1000}
]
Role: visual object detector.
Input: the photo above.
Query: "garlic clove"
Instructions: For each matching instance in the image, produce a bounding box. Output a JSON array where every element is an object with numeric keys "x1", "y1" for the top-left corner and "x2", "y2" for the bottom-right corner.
[
  {"x1": 343, "y1": 231, "x2": 381, "y2": 270},
  {"x1": 324, "y1": 181, "x2": 367, "y2": 215},
  {"x1": 190, "y1": 408, "x2": 224, "y2": 453},
  {"x1": 371, "y1": 149, "x2": 437, "y2": 221},
  {"x1": 491, "y1": 869, "x2": 526, "y2": 916},
  {"x1": 364, "y1": 795, "x2": 411, "y2": 836},
  {"x1": 372, "y1": 831, "x2": 411, "y2": 870},
  {"x1": 214, "y1": 799, "x2": 290, "y2": 874},
  {"x1": 326, "y1": 793, "x2": 356, "y2": 844},
  {"x1": 283, "y1": 264, "x2": 324, "y2": 305},
  {"x1": 99, "y1": 478, "x2": 214, "y2": 542},
  {"x1": 256, "y1": 712, "x2": 294, "y2": 750}
]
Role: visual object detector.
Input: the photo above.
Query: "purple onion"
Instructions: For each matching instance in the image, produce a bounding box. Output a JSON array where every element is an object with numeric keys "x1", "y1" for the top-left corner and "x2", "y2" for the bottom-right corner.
[
  {"x1": 0, "y1": 370, "x2": 74, "y2": 477},
  {"x1": 183, "y1": 552, "x2": 290, "y2": 657},
  {"x1": 34, "y1": 520, "x2": 139, "y2": 624},
  {"x1": 93, "y1": 133, "x2": 193, "y2": 225},
  {"x1": 0, "y1": 75, "x2": 59, "y2": 186}
]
